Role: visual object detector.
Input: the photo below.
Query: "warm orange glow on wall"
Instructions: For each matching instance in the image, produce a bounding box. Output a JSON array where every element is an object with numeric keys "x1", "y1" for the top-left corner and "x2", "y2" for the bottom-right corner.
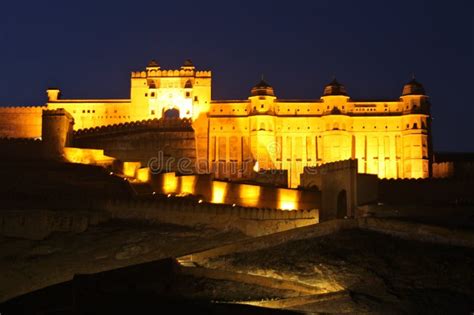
[
  {"x1": 63, "y1": 147, "x2": 115, "y2": 166},
  {"x1": 123, "y1": 161, "x2": 141, "y2": 177},
  {"x1": 136, "y1": 167, "x2": 150, "y2": 182},
  {"x1": 179, "y1": 175, "x2": 197, "y2": 194},
  {"x1": 0, "y1": 61, "x2": 431, "y2": 189},
  {"x1": 162, "y1": 172, "x2": 178, "y2": 194},
  {"x1": 277, "y1": 189, "x2": 299, "y2": 210},
  {"x1": 211, "y1": 181, "x2": 228, "y2": 203},
  {"x1": 238, "y1": 184, "x2": 261, "y2": 207}
]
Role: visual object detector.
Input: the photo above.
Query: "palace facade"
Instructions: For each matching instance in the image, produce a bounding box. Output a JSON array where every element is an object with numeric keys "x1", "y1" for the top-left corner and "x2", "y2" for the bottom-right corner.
[{"x1": 0, "y1": 60, "x2": 432, "y2": 187}]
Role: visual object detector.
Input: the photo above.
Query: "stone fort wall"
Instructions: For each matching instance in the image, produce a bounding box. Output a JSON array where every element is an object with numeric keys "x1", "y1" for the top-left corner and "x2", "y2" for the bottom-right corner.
[
  {"x1": 301, "y1": 159, "x2": 378, "y2": 221},
  {"x1": 0, "y1": 106, "x2": 45, "y2": 139},
  {"x1": 73, "y1": 118, "x2": 196, "y2": 171},
  {"x1": 0, "y1": 62, "x2": 435, "y2": 187},
  {"x1": 105, "y1": 198, "x2": 319, "y2": 237}
]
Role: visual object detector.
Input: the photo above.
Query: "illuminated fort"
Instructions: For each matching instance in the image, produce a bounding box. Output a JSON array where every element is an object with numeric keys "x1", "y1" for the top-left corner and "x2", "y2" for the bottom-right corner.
[{"x1": 0, "y1": 59, "x2": 432, "y2": 187}]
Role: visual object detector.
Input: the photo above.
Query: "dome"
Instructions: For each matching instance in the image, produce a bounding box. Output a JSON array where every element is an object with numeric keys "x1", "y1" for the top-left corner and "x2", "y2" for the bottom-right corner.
[
  {"x1": 402, "y1": 78, "x2": 425, "y2": 96},
  {"x1": 251, "y1": 79, "x2": 275, "y2": 97},
  {"x1": 181, "y1": 59, "x2": 195, "y2": 70},
  {"x1": 323, "y1": 78, "x2": 348, "y2": 96},
  {"x1": 183, "y1": 59, "x2": 194, "y2": 67},
  {"x1": 147, "y1": 59, "x2": 159, "y2": 68}
]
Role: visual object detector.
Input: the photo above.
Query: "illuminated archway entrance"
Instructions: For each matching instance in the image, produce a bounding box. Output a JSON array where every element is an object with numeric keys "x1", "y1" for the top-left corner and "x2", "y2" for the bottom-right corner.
[
  {"x1": 336, "y1": 189, "x2": 347, "y2": 218},
  {"x1": 164, "y1": 108, "x2": 180, "y2": 119}
]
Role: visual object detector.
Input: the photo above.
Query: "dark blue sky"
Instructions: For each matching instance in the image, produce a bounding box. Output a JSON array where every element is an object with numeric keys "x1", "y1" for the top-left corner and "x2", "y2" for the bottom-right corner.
[{"x1": 0, "y1": 0, "x2": 472, "y2": 151}]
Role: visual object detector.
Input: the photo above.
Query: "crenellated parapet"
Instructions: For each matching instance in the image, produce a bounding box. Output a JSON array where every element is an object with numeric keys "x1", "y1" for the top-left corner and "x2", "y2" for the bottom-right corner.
[
  {"x1": 74, "y1": 117, "x2": 193, "y2": 138},
  {"x1": 303, "y1": 159, "x2": 358, "y2": 176},
  {"x1": 42, "y1": 108, "x2": 74, "y2": 120},
  {"x1": 104, "y1": 197, "x2": 318, "y2": 236},
  {"x1": 0, "y1": 105, "x2": 46, "y2": 110},
  {"x1": 130, "y1": 69, "x2": 212, "y2": 78},
  {"x1": 0, "y1": 105, "x2": 46, "y2": 139},
  {"x1": 105, "y1": 197, "x2": 318, "y2": 219},
  {"x1": 195, "y1": 70, "x2": 212, "y2": 77}
]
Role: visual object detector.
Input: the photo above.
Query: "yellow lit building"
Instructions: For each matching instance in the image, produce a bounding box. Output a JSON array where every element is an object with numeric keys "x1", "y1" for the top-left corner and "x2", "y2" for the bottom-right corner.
[{"x1": 0, "y1": 60, "x2": 432, "y2": 187}]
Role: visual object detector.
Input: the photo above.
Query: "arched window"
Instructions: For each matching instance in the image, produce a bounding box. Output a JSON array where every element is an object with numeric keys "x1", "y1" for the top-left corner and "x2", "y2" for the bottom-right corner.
[
  {"x1": 164, "y1": 108, "x2": 179, "y2": 119},
  {"x1": 413, "y1": 123, "x2": 418, "y2": 129}
]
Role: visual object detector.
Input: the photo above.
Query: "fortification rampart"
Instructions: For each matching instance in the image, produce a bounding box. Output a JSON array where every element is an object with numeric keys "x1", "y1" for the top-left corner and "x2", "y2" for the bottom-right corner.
[
  {"x1": 73, "y1": 118, "x2": 196, "y2": 171},
  {"x1": 42, "y1": 109, "x2": 74, "y2": 158},
  {"x1": 303, "y1": 159, "x2": 359, "y2": 176},
  {"x1": 130, "y1": 70, "x2": 211, "y2": 78},
  {"x1": 301, "y1": 159, "x2": 360, "y2": 220},
  {"x1": 73, "y1": 117, "x2": 193, "y2": 138},
  {"x1": 0, "y1": 106, "x2": 46, "y2": 138},
  {"x1": 104, "y1": 198, "x2": 318, "y2": 237}
]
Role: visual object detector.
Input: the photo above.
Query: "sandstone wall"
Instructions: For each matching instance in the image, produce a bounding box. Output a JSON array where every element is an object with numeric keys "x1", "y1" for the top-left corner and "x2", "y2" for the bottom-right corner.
[
  {"x1": 104, "y1": 198, "x2": 319, "y2": 237},
  {"x1": 150, "y1": 173, "x2": 321, "y2": 210},
  {"x1": 73, "y1": 118, "x2": 196, "y2": 171},
  {"x1": 0, "y1": 106, "x2": 45, "y2": 139}
]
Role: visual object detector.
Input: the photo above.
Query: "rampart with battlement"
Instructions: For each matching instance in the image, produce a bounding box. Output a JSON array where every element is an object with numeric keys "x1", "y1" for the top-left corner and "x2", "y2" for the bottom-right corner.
[
  {"x1": 73, "y1": 118, "x2": 196, "y2": 170},
  {"x1": 301, "y1": 159, "x2": 378, "y2": 221},
  {"x1": 0, "y1": 60, "x2": 447, "y2": 187},
  {"x1": 105, "y1": 198, "x2": 318, "y2": 237},
  {"x1": 0, "y1": 106, "x2": 46, "y2": 138},
  {"x1": 131, "y1": 70, "x2": 211, "y2": 78},
  {"x1": 74, "y1": 117, "x2": 193, "y2": 138}
]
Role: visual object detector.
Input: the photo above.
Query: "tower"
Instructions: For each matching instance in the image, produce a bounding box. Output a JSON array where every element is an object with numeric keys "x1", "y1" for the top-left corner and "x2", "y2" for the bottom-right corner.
[
  {"x1": 399, "y1": 77, "x2": 431, "y2": 178},
  {"x1": 129, "y1": 59, "x2": 212, "y2": 121},
  {"x1": 248, "y1": 78, "x2": 277, "y2": 170},
  {"x1": 320, "y1": 78, "x2": 352, "y2": 165}
]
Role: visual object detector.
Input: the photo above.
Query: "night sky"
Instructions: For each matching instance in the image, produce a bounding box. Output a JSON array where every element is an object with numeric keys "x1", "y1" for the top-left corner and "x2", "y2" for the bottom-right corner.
[{"x1": 0, "y1": 0, "x2": 472, "y2": 152}]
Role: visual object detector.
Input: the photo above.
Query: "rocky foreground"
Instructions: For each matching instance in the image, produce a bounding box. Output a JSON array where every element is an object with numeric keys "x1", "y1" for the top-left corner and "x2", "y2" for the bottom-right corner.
[
  {"x1": 0, "y1": 220, "x2": 246, "y2": 303},
  {"x1": 203, "y1": 229, "x2": 474, "y2": 313}
]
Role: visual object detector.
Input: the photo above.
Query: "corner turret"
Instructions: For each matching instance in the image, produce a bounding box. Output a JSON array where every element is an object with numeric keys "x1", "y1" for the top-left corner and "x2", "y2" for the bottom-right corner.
[
  {"x1": 46, "y1": 88, "x2": 61, "y2": 102},
  {"x1": 146, "y1": 59, "x2": 160, "y2": 71},
  {"x1": 322, "y1": 78, "x2": 348, "y2": 97},
  {"x1": 181, "y1": 59, "x2": 195, "y2": 71},
  {"x1": 249, "y1": 78, "x2": 276, "y2": 115},
  {"x1": 402, "y1": 77, "x2": 425, "y2": 96}
]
